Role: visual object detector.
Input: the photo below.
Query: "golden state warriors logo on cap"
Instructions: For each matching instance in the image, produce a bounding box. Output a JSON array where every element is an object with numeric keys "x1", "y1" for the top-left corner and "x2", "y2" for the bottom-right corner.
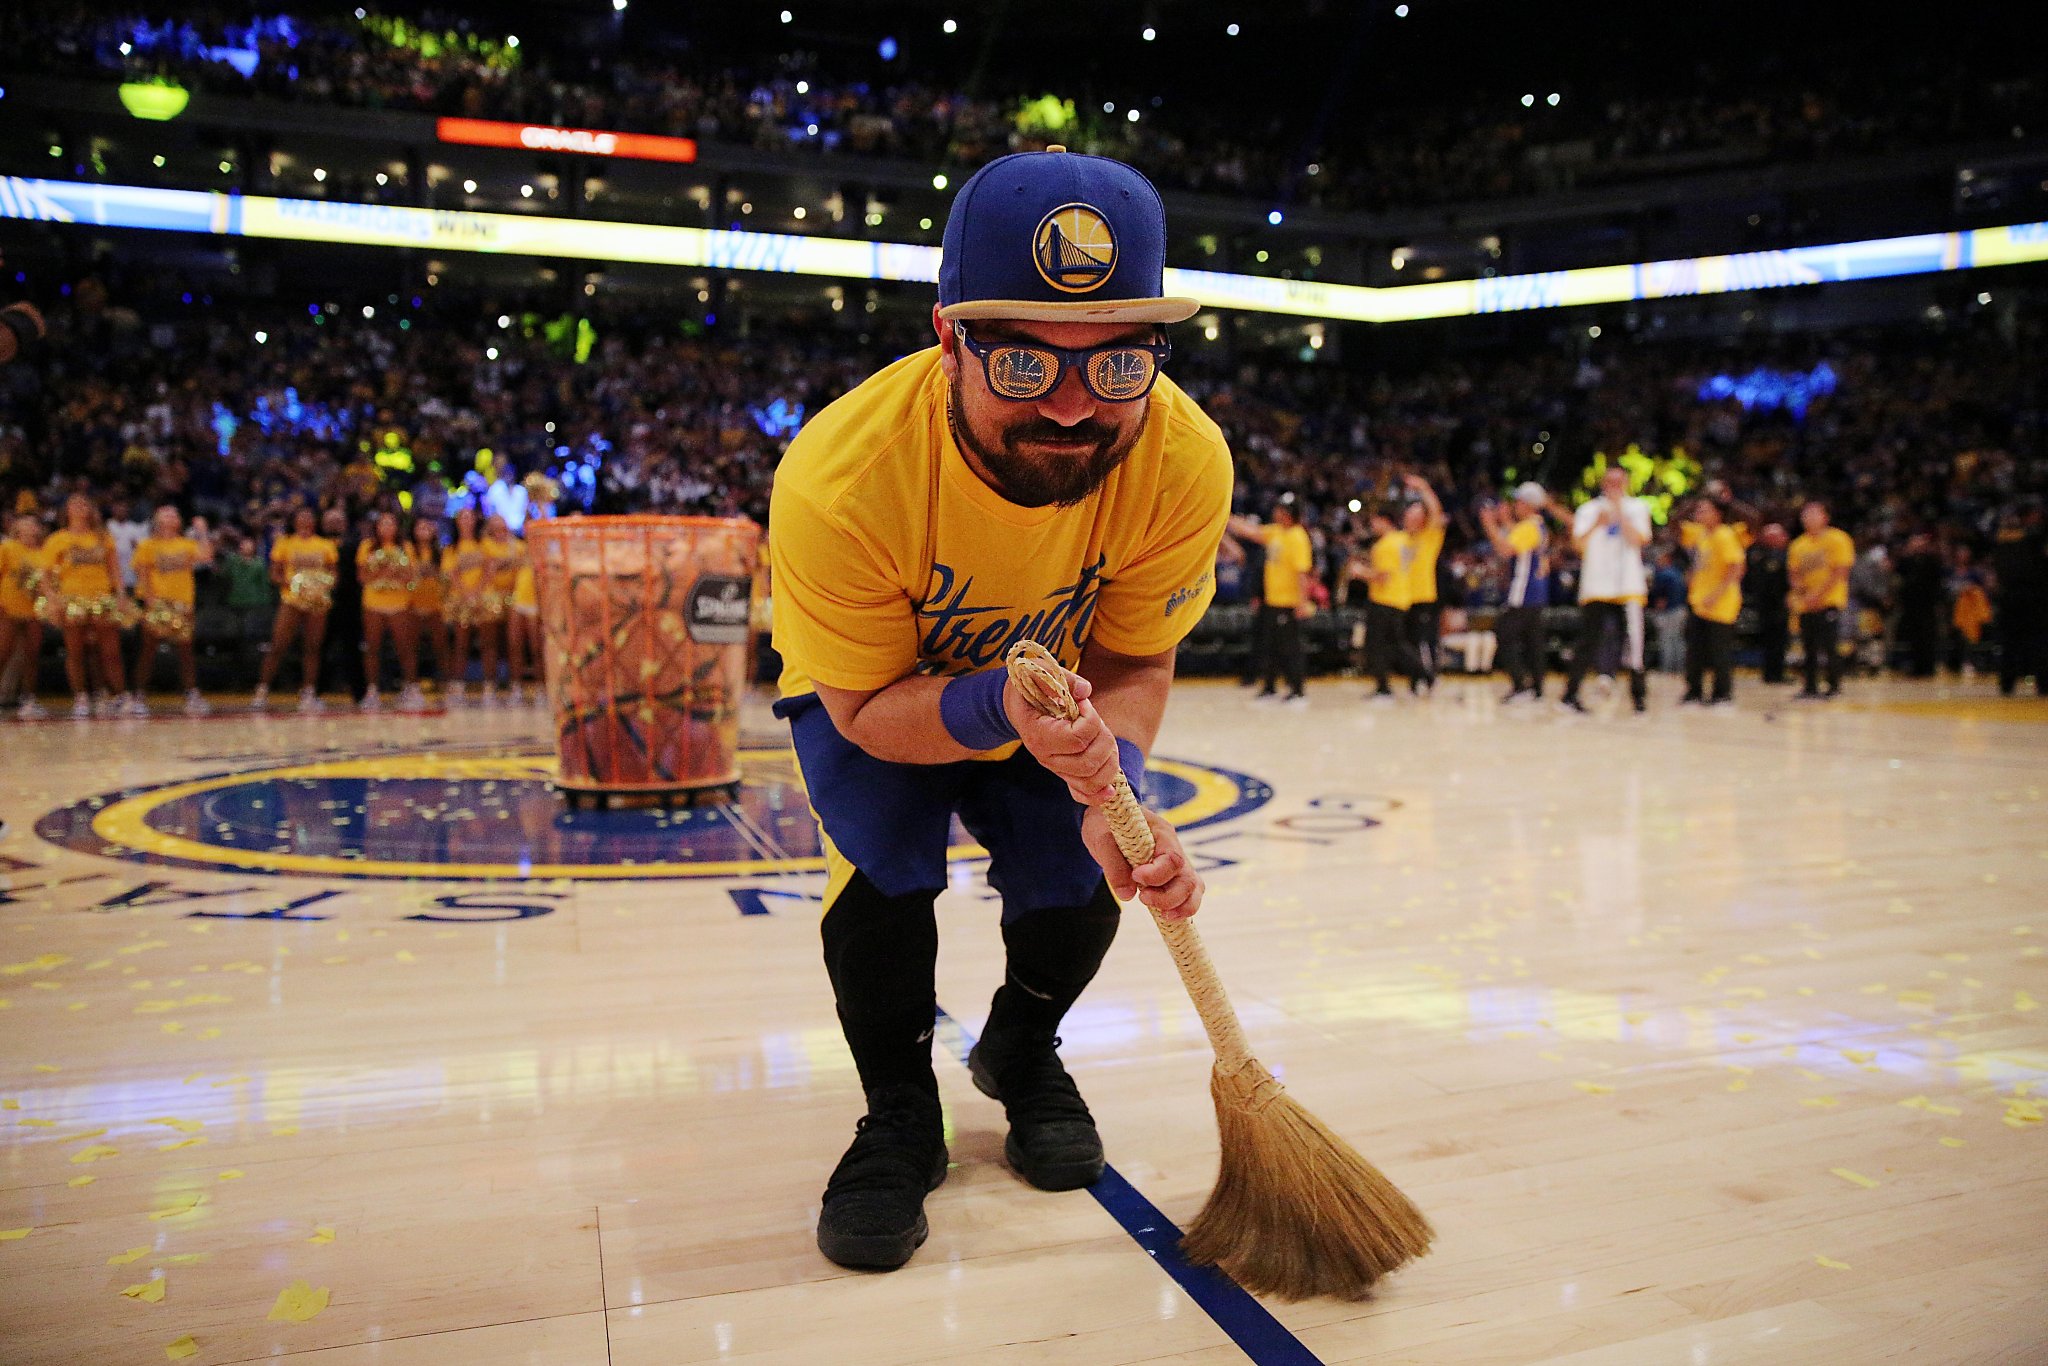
[{"x1": 1033, "y1": 203, "x2": 1117, "y2": 294}]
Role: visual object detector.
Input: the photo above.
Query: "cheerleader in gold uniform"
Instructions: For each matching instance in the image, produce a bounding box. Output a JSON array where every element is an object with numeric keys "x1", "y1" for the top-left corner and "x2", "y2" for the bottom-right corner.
[
  {"x1": 483, "y1": 514, "x2": 528, "y2": 705},
  {"x1": 131, "y1": 506, "x2": 213, "y2": 716},
  {"x1": 253, "y1": 507, "x2": 339, "y2": 713},
  {"x1": 408, "y1": 516, "x2": 448, "y2": 703},
  {"x1": 41, "y1": 494, "x2": 137, "y2": 718},
  {"x1": 440, "y1": 506, "x2": 498, "y2": 707},
  {"x1": 0, "y1": 513, "x2": 49, "y2": 720},
  {"x1": 356, "y1": 511, "x2": 420, "y2": 712}
]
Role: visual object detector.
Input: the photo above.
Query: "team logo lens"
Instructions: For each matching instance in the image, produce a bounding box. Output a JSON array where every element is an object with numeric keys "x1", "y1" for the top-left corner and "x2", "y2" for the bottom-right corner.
[{"x1": 1033, "y1": 203, "x2": 1117, "y2": 294}]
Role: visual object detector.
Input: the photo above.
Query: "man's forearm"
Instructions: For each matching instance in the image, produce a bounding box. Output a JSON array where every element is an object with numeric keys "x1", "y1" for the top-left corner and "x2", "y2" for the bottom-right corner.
[
  {"x1": 821, "y1": 674, "x2": 985, "y2": 766},
  {"x1": 1077, "y1": 642, "x2": 1174, "y2": 757}
]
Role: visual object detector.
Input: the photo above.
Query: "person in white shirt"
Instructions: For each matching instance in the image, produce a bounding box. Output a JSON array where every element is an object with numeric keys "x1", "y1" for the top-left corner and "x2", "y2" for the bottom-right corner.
[
  {"x1": 107, "y1": 498, "x2": 150, "y2": 590},
  {"x1": 483, "y1": 464, "x2": 531, "y2": 533},
  {"x1": 1561, "y1": 467, "x2": 1651, "y2": 714}
]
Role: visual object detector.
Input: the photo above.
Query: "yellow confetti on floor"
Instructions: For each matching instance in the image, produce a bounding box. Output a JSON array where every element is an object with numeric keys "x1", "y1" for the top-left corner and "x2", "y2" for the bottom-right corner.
[
  {"x1": 1841, "y1": 1049, "x2": 1876, "y2": 1064},
  {"x1": 70, "y1": 1144, "x2": 120, "y2": 1164},
  {"x1": 149, "y1": 1118, "x2": 204, "y2": 1133},
  {"x1": 1574, "y1": 1081, "x2": 1614, "y2": 1095},
  {"x1": 307, "y1": 1226, "x2": 335, "y2": 1244},
  {"x1": 2003, "y1": 1099, "x2": 2044, "y2": 1128},
  {"x1": 158, "y1": 1137, "x2": 207, "y2": 1151},
  {"x1": 1814, "y1": 1254, "x2": 1852, "y2": 1270},
  {"x1": 1939, "y1": 1137, "x2": 1968, "y2": 1148},
  {"x1": 108, "y1": 1247, "x2": 150, "y2": 1265},
  {"x1": 68, "y1": 1175, "x2": 95, "y2": 1188},
  {"x1": 121, "y1": 1277, "x2": 167, "y2": 1304},
  {"x1": 271, "y1": 1126, "x2": 299, "y2": 1137},
  {"x1": 1801, "y1": 1096, "x2": 1840, "y2": 1108},
  {"x1": 0, "y1": 1228, "x2": 32, "y2": 1241},
  {"x1": 1831, "y1": 1167, "x2": 1881, "y2": 1189},
  {"x1": 217, "y1": 1169, "x2": 244, "y2": 1181},
  {"x1": 17, "y1": 1117, "x2": 56, "y2": 1128},
  {"x1": 267, "y1": 1280, "x2": 330, "y2": 1323},
  {"x1": 149, "y1": 1195, "x2": 203, "y2": 1221},
  {"x1": 2015, "y1": 992, "x2": 2040, "y2": 1013},
  {"x1": 164, "y1": 1334, "x2": 198, "y2": 1360}
]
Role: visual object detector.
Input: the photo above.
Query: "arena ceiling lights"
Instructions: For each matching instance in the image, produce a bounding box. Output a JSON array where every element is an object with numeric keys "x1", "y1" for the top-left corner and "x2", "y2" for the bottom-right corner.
[{"x1": 3, "y1": 176, "x2": 2044, "y2": 324}]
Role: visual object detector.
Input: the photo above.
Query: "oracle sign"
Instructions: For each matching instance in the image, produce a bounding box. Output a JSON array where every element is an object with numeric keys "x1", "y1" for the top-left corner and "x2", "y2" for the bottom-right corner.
[{"x1": 436, "y1": 117, "x2": 697, "y2": 165}]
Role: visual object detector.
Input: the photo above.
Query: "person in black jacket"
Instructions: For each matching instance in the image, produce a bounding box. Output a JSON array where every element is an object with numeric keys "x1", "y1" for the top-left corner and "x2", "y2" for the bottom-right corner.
[
  {"x1": 1991, "y1": 505, "x2": 2047, "y2": 696},
  {"x1": 1894, "y1": 532, "x2": 1947, "y2": 679},
  {"x1": 1745, "y1": 524, "x2": 1791, "y2": 684}
]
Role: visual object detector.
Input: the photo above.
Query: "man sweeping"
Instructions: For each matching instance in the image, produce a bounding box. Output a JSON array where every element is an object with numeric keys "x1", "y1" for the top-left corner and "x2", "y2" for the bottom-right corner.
[{"x1": 768, "y1": 146, "x2": 1232, "y2": 1270}]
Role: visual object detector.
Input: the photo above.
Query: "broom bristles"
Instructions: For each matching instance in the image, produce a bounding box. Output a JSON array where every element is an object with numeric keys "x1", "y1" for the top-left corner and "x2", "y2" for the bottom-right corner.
[{"x1": 1178, "y1": 1061, "x2": 1434, "y2": 1301}]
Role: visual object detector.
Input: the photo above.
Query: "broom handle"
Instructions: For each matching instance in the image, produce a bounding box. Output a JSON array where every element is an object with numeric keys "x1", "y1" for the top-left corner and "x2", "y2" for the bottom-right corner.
[
  {"x1": 1005, "y1": 643, "x2": 1255, "y2": 1076},
  {"x1": 1098, "y1": 776, "x2": 1257, "y2": 1075}
]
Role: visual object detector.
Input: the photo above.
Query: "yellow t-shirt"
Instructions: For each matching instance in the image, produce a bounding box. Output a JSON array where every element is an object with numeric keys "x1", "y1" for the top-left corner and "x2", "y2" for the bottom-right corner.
[
  {"x1": 769, "y1": 346, "x2": 1232, "y2": 707},
  {"x1": 1366, "y1": 530, "x2": 1413, "y2": 610},
  {"x1": 271, "y1": 534, "x2": 339, "y2": 575},
  {"x1": 0, "y1": 539, "x2": 45, "y2": 619},
  {"x1": 511, "y1": 561, "x2": 537, "y2": 610},
  {"x1": 42, "y1": 529, "x2": 118, "y2": 598},
  {"x1": 1789, "y1": 526, "x2": 1855, "y2": 611},
  {"x1": 442, "y1": 540, "x2": 489, "y2": 595},
  {"x1": 357, "y1": 542, "x2": 417, "y2": 613},
  {"x1": 484, "y1": 538, "x2": 525, "y2": 596},
  {"x1": 132, "y1": 536, "x2": 203, "y2": 608},
  {"x1": 1258, "y1": 524, "x2": 1313, "y2": 609},
  {"x1": 1686, "y1": 523, "x2": 1745, "y2": 624},
  {"x1": 1405, "y1": 522, "x2": 1444, "y2": 604}
]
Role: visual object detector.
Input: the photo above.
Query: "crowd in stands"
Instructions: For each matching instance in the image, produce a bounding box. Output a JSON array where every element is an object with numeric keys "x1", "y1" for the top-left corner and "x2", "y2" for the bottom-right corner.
[
  {"x1": 1, "y1": 264, "x2": 2043, "y2": 715},
  {"x1": 7, "y1": 9, "x2": 2043, "y2": 211}
]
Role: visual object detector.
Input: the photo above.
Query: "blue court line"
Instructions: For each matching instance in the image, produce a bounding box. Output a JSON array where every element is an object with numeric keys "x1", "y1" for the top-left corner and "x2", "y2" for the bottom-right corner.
[{"x1": 933, "y1": 1007, "x2": 1326, "y2": 1366}]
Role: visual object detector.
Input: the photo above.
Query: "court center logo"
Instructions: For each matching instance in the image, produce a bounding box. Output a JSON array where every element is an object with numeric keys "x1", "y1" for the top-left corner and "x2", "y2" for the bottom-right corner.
[
  {"x1": 36, "y1": 744, "x2": 1271, "y2": 882},
  {"x1": 1033, "y1": 203, "x2": 1117, "y2": 293}
]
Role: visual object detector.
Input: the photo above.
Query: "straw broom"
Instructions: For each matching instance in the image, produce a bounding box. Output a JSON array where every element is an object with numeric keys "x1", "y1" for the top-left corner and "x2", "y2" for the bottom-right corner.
[{"x1": 1005, "y1": 639, "x2": 1433, "y2": 1300}]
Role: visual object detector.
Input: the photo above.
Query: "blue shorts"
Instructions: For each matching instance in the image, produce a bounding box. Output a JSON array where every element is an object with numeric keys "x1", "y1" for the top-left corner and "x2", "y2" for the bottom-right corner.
[{"x1": 773, "y1": 692, "x2": 1105, "y2": 922}]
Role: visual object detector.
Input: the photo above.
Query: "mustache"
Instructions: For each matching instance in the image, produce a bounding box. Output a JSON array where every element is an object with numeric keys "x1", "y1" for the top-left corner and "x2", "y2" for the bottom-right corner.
[{"x1": 1004, "y1": 420, "x2": 1119, "y2": 447}]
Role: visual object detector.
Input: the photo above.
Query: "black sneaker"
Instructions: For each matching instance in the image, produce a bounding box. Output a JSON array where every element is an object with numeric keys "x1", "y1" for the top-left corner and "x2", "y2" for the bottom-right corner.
[
  {"x1": 968, "y1": 1032, "x2": 1104, "y2": 1191},
  {"x1": 1558, "y1": 695, "x2": 1588, "y2": 714},
  {"x1": 816, "y1": 1083, "x2": 949, "y2": 1270}
]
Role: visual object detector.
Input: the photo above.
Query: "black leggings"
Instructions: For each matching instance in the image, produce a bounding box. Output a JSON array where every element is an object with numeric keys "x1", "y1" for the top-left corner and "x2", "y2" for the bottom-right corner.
[
  {"x1": 1801, "y1": 608, "x2": 1843, "y2": 694},
  {"x1": 1405, "y1": 602, "x2": 1440, "y2": 686},
  {"x1": 820, "y1": 870, "x2": 1120, "y2": 1097},
  {"x1": 1496, "y1": 605, "x2": 1545, "y2": 694},
  {"x1": 1365, "y1": 602, "x2": 1421, "y2": 691},
  {"x1": 1686, "y1": 612, "x2": 1735, "y2": 701},
  {"x1": 1257, "y1": 604, "x2": 1306, "y2": 695},
  {"x1": 1564, "y1": 600, "x2": 1646, "y2": 704}
]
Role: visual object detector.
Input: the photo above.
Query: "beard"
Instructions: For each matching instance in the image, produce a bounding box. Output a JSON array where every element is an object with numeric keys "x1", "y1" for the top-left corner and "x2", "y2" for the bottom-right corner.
[{"x1": 947, "y1": 381, "x2": 1143, "y2": 509}]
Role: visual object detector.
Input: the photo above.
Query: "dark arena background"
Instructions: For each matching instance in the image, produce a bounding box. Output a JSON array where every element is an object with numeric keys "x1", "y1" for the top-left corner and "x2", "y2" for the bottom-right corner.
[{"x1": 2, "y1": 2, "x2": 2046, "y2": 1362}]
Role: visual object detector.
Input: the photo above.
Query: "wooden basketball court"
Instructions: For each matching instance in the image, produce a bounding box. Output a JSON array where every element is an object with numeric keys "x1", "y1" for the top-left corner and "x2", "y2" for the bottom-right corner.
[{"x1": 3, "y1": 676, "x2": 2044, "y2": 1364}]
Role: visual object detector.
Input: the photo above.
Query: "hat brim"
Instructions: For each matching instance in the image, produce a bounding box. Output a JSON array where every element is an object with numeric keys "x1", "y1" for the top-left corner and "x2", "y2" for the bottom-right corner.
[{"x1": 938, "y1": 296, "x2": 1201, "y2": 324}]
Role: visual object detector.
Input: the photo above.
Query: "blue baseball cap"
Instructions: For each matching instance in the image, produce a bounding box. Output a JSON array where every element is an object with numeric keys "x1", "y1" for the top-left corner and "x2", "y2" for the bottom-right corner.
[{"x1": 938, "y1": 146, "x2": 1198, "y2": 325}]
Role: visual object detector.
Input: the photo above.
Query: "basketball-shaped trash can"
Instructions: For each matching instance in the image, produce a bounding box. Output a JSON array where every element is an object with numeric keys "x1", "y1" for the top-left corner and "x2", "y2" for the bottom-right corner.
[{"x1": 527, "y1": 515, "x2": 760, "y2": 804}]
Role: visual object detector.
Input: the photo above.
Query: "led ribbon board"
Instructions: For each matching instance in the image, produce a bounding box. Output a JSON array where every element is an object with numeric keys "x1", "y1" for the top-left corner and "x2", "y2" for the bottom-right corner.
[
  {"x1": 3, "y1": 177, "x2": 2044, "y2": 323},
  {"x1": 435, "y1": 117, "x2": 699, "y2": 164}
]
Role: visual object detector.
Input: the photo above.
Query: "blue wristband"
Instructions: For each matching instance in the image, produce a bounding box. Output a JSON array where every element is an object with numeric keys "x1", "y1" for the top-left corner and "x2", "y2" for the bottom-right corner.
[
  {"x1": 1116, "y1": 737, "x2": 1146, "y2": 798},
  {"x1": 939, "y1": 669, "x2": 1020, "y2": 752}
]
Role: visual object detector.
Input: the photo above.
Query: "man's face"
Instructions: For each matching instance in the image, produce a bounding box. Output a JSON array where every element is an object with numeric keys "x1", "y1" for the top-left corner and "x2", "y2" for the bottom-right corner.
[
  {"x1": 1402, "y1": 502, "x2": 1425, "y2": 532},
  {"x1": 936, "y1": 309, "x2": 1152, "y2": 509},
  {"x1": 1802, "y1": 502, "x2": 1828, "y2": 534},
  {"x1": 1602, "y1": 470, "x2": 1628, "y2": 500},
  {"x1": 1761, "y1": 523, "x2": 1788, "y2": 549}
]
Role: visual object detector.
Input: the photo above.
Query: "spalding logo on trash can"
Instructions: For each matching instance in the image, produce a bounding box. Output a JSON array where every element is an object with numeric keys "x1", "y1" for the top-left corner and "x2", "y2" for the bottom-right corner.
[{"x1": 685, "y1": 574, "x2": 752, "y2": 644}]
